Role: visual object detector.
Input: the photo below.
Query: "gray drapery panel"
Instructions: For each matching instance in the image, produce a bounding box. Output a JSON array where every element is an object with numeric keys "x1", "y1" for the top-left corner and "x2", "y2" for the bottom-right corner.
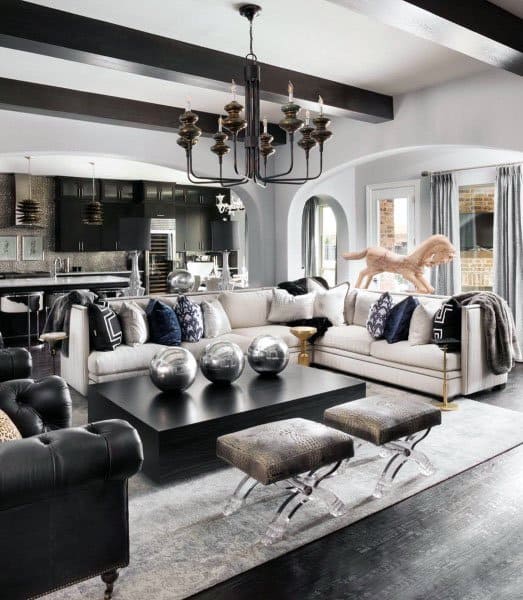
[
  {"x1": 302, "y1": 197, "x2": 320, "y2": 277},
  {"x1": 494, "y1": 165, "x2": 523, "y2": 351},
  {"x1": 430, "y1": 173, "x2": 461, "y2": 295}
]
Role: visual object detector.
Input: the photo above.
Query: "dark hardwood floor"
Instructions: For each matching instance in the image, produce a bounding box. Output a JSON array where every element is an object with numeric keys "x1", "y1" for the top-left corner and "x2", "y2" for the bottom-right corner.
[{"x1": 30, "y1": 347, "x2": 522, "y2": 600}]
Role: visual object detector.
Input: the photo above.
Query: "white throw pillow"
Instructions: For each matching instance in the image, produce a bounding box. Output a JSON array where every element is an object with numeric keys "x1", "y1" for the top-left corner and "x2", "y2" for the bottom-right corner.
[
  {"x1": 218, "y1": 290, "x2": 271, "y2": 328},
  {"x1": 313, "y1": 283, "x2": 349, "y2": 326},
  {"x1": 118, "y1": 301, "x2": 149, "y2": 346},
  {"x1": 268, "y1": 289, "x2": 315, "y2": 323},
  {"x1": 353, "y1": 290, "x2": 382, "y2": 327},
  {"x1": 408, "y1": 299, "x2": 443, "y2": 345},
  {"x1": 344, "y1": 289, "x2": 358, "y2": 324},
  {"x1": 201, "y1": 298, "x2": 232, "y2": 338},
  {"x1": 306, "y1": 278, "x2": 327, "y2": 293}
]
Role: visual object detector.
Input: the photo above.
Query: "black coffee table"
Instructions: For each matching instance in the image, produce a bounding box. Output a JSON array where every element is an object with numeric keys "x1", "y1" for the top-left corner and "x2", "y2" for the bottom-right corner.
[{"x1": 88, "y1": 364, "x2": 365, "y2": 482}]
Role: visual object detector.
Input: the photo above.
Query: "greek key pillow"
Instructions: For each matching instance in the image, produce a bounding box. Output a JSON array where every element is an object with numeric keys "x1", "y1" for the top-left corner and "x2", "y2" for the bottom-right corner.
[
  {"x1": 366, "y1": 292, "x2": 394, "y2": 339},
  {"x1": 119, "y1": 301, "x2": 149, "y2": 346},
  {"x1": 268, "y1": 288, "x2": 315, "y2": 323},
  {"x1": 0, "y1": 409, "x2": 21, "y2": 443},
  {"x1": 201, "y1": 299, "x2": 232, "y2": 338},
  {"x1": 175, "y1": 295, "x2": 204, "y2": 342}
]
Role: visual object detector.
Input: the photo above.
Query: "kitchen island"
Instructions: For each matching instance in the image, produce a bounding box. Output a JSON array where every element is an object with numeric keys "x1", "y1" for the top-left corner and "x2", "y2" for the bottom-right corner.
[{"x1": 0, "y1": 275, "x2": 130, "y2": 293}]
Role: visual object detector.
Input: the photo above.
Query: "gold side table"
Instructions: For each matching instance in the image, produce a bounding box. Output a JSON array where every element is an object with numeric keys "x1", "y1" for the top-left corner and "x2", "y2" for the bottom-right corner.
[
  {"x1": 290, "y1": 326, "x2": 317, "y2": 367},
  {"x1": 432, "y1": 344, "x2": 459, "y2": 411}
]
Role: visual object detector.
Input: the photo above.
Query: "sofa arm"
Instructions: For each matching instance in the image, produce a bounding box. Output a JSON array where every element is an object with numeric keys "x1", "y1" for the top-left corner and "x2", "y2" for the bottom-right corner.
[
  {"x1": 461, "y1": 305, "x2": 508, "y2": 395},
  {"x1": 0, "y1": 347, "x2": 32, "y2": 382},
  {"x1": 60, "y1": 304, "x2": 90, "y2": 395},
  {"x1": 0, "y1": 376, "x2": 72, "y2": 437},
  {"x1": 0, "y1": 419, "x2": 143, "y2": 510}
]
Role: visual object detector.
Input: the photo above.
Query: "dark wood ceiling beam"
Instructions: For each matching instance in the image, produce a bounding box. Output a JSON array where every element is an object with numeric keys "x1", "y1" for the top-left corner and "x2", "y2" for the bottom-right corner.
[
  {"x1": 0, "y1": 0, "x2": 393, "y2": 123},
  {"x1": 0, "y1": 77, "x2": 287, "y2": 144},
  {"x1": 328, "y1": 0, "x2": 523, "y2": 76}
]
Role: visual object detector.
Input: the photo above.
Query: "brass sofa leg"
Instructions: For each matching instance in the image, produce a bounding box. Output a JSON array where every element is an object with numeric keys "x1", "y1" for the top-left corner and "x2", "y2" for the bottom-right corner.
[{"x1": 101, "y1": 569, "x2": 119, "y2": 600}]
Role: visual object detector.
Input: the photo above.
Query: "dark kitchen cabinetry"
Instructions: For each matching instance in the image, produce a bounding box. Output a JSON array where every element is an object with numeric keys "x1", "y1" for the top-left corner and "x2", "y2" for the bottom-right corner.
[
  {"x1": 175, "y1": 186, "x2": 225, "y2": 251},
  {"x1": 138, "y1": 181, "x2": 176, "y2": 218},
  {"x1": 100, "y1": 180, "x2": 135, "y2": 202}
]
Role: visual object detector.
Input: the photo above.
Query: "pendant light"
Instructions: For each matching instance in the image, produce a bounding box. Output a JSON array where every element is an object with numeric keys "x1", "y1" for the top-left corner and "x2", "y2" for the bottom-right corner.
[
  {"x1": 83, "y1": 161, "x2": 103, "y2": 225},
  {"x1": 16, "y1": 156, "x2": 43, "y2": 225}
]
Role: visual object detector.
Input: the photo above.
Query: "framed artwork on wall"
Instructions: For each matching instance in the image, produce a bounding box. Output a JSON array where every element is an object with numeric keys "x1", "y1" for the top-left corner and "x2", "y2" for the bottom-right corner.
[
  {"x1": 0, "y1": 235, "x2": 18, "y2": 261},
  {"x1": 22, "y1": 235, "x2": 44, "y2": 261}
]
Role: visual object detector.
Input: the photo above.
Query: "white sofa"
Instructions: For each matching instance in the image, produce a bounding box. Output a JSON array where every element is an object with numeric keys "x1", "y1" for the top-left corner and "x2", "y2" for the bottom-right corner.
[{"x1": 61, "y1": 287, "x2": 507, "y2": 398}]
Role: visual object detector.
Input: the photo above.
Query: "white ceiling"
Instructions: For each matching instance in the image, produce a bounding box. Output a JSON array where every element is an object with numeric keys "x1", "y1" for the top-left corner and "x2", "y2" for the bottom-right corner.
[
  {"x1": 489, "y1": 0, "x2": 523, "y2": 19},
  {"x1": 25, "y1": 0, "x2": 489, "y2": 99}
]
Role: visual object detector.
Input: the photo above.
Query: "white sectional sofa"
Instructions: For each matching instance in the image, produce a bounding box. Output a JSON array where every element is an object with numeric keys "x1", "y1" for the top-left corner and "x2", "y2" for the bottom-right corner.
[{"x1": 61, "y1": 287, "x2": 507, "y2": 398}]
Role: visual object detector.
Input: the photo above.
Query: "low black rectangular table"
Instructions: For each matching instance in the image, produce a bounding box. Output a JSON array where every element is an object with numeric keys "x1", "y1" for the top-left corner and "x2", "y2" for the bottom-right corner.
[{"x1": 88, "y1": 364, "x2": 366, "y2": 482}]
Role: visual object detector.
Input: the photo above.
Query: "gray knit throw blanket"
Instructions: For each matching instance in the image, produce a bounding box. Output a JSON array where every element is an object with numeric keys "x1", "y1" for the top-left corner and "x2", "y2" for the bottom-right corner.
[{"x1": 453, "y1": 291, "x2": 522, "y2": 375}]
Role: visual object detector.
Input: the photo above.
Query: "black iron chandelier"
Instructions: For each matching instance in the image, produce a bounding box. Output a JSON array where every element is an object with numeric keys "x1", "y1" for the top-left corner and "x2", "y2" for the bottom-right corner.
[{"x1": 176, "y1": 3, "x2": 333, "y2": 187}]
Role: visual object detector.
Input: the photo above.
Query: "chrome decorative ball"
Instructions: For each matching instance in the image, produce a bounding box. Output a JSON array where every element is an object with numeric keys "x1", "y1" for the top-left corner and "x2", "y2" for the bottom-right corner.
[
  {"x1": 149, "y1": 347, "x2": 197, "y2": 392},
  {"x1": 167, "y1": 269, "x2": 195, "y2": 293},
  {"x1": 200, "y1": 340, "x2": 245, "y2": 384},
  {"x1": 247, "y1": 335, "x2": 290, "y2": 376}
]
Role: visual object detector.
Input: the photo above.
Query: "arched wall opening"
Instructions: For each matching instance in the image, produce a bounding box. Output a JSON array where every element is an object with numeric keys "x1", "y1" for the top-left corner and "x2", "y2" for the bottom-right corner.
[{"x1": 301, "y1": 194, "x2": 350, "y2": 285}]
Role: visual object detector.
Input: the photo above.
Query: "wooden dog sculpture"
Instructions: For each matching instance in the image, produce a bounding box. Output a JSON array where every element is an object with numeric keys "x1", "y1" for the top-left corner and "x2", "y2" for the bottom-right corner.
[{"x1": 343, "y1": 234, "x2": 456, "y2": 294}]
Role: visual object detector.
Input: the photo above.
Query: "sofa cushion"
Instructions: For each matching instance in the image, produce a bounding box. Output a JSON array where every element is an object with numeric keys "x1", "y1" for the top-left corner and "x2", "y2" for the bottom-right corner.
[
  {"x1": 146, "y1": 299, "x2": 182, "y2": 346},
  {"x1": 370, "y1": 340, "x2": 461, "y2": 371},
  {"x1": 89, "y1": 343, "x2": 167, "y2": 377},
  {"x1": 313, "y1": 283, "x2": 349, "y2": 326},
  {"x1": 315, "y1": 325, "x2": 374, "y2": 355},
  {"x1": 201, "y1": 298, "x2": 232, "y2": 338},
  {"x1": 408, "y1": 299, "x2": 443, "y2": 346},
  {"x1": 219, "y1": 290, "x2": 271, "y2": 328},
  {"x1": 366, "y1": 292, "x2": 394, "y2": 339},
  {"x1": 383, "y1": 296, "x2": 419, "y2": 344},
  {"x1": 175, "y1": 295, "x2": 204, "y2": 342},
  {"x1": 231, "y1": 325, "x2": 301, "y2": 348},
  {"x1": 344, "y1": 289, "x2": 358, "y2": 324},
  {"x1": 353, "y1": 290, "x2": 382, "y2": 327},
  {"x1": 268, "y1": 289, "x2": 315, "y2": 323},
  {"x1": 118, "y1": 300, "x2": 149, "y2": 346}
]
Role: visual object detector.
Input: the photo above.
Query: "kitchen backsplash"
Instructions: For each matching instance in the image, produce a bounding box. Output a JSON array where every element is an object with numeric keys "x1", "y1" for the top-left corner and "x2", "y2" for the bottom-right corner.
[{"x1": 0, "y1": 174, "x2": 127, "y2": 273}]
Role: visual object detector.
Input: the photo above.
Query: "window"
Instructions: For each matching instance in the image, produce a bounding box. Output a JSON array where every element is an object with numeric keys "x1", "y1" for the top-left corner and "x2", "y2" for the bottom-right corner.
[
  {"x1": 459, "y1": 184, "x2": 495, "y2": 291},
  {"x1": 318, "y1": 204, "x2": 337, "y2": 287},
  {"x1": 367, "y1": 182, "x2": 418, "y2": 291}
]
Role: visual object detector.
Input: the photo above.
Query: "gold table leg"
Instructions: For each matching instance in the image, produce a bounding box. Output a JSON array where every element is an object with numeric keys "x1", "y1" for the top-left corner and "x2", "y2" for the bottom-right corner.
[{"x1": 432, "y1": 345, "x2": 459, "y2": 411}]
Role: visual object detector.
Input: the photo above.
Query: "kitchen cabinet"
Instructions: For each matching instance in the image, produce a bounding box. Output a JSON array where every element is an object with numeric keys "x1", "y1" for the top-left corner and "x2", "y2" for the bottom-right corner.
[
  {"x1": 138, "y1": 181, "x2": 176, "y2": 218},
  {"x1": 55, "y1": 196, "x2": 102, "y2": 252},
  {"x1": 100, "y1": 180, "x2": 135, "y2": 202}
]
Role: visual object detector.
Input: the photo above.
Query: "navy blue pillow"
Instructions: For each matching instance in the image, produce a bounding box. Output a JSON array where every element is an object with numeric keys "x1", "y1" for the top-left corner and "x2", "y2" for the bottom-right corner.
[
  {"x1": 383, "y1": 296, "x2": 419, "y2": 344},
  {"x1": 146, "y1": 299, "x2": 181, "y2": 346}
]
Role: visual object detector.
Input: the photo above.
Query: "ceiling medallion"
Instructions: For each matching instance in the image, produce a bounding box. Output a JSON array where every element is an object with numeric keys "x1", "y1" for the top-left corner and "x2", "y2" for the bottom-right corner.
[
  {"x1": 16, "y1": 156, "x2": 43, "y2": 226},
  {"x1": 177, "y1": 4, "x2": 332, "y2": 188},
  {"x1": 83, "y1": 161, "x2": 103, "y2": 225}
]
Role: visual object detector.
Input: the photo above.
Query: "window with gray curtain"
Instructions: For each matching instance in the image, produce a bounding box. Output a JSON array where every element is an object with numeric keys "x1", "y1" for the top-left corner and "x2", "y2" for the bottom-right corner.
[
  {"x1": 302, "y1": 197, "x2": 320, "y2": 277},
  {"x1": 494, "y1": 165, "x2": 522, "y2": 349},
  {"x1": 430, "y1": 173, "x2": 461, "y2": 295}
]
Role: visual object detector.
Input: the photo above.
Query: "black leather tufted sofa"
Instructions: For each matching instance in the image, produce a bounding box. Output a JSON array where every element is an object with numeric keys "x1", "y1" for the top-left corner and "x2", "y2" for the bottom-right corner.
[{"x1": 0, "y1": 347, "x2": 144, "y2": 599}]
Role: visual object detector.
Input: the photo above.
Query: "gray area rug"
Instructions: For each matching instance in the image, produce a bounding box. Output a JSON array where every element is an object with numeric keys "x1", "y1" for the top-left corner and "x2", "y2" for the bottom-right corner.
[{"x1": 49, "y1": 383, "x2": 523, "y2": 599}]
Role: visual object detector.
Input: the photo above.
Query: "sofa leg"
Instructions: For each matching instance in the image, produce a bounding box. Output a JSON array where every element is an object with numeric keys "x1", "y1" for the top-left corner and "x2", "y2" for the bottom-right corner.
[
  {"x1": 493, "y1": 383, "x2": 507, "y2": 391},
  {"x1": 101, "y1": 569, "x2": 119, "y2": 600}
]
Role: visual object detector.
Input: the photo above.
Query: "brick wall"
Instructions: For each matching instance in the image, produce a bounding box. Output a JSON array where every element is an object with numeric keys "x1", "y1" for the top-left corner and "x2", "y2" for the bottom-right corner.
[
  {"x1": 459, "y1": 184, "x2": 494, "y2": 291},
  {"x1": 378, "y1": 199, "x2": 396, "y2": 251}
]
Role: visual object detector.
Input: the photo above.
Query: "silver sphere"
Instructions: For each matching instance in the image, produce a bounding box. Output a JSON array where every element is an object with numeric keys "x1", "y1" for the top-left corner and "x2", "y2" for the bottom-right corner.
[
  {"x1": 150, "y1": 347, "x2": 197, "y2": 392},
  {"x1": 167, "y1": 269, "x2": 195, "y2": 293},
  {"x1": 200, "y1": 340, "x2": 245, "y2": 384},
  {"x1": 247, "y1": 335, "x2": 290, "y2": 376}
]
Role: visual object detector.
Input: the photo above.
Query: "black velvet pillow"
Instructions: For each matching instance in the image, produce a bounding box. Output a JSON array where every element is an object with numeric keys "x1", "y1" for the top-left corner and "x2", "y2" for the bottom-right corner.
[
  {"x1": 88, "y1": 303, "x2": 123, "y2": 351},
  {"x1": 146, "y1": 299, "x2": 182, "y2": 346},
  {"x1": 383, "y1": 296, "x2": 419, "y2": 344},
  {"x1": 432, "y1": 299, "x2": 461, "y2": 352}
]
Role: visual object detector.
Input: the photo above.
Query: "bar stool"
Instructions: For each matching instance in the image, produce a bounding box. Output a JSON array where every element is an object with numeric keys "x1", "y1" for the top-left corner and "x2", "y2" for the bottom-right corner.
[
  {"x1": 39, "y1": 331, "x2": 67, "y2": 374},
  {"x1": 0, "y1": 291, "x2": 44, "y2": 348}
]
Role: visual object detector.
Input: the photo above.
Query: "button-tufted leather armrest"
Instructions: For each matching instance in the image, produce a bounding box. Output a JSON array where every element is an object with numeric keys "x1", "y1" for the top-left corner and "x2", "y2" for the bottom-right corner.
[
  {"x1": 0, "y1": 376, "x2": 72, "y2": 437},
  {"x1": 0, "y1": 419, "x2": 143, "y2": 510},
  {"x1": 0, "y1": 347, "x2": 32, "y2": 382}
]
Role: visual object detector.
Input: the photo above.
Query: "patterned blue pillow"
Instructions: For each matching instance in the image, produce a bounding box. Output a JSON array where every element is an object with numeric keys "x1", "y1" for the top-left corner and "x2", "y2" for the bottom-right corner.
[
  {"x1": 146, "y1": 299, "x2": 181, "y2": 346},
  {"x1": 366, "y1": 292, "x2": 394, "y2": 339},
  {"x1": 175, "y1": 296, "x2": 204, "y2": 342},
  {"x1": 383, "y1": 296, "x2": 419, "y2": 344}
]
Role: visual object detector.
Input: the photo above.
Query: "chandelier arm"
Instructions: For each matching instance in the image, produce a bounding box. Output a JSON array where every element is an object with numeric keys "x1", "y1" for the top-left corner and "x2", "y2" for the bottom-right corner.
[
  {"x1": 258, "y1": 134, "x2": 295, "y2": 179},
  {"x1": 219, "y1": 157, "x2": 249, "y2": 187},
  {"x1": 186, "y1": 150, "x2": 246, "y2": 185},
  {"x1": 261, "y1": 148, "x2": 324, "y2": 183}
]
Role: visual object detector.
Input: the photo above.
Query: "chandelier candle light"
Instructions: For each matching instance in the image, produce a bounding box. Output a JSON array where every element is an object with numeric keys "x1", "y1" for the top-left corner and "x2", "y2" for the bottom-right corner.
[{"x1": 177, "y1": 4, "x2": 333, "y2": 187}]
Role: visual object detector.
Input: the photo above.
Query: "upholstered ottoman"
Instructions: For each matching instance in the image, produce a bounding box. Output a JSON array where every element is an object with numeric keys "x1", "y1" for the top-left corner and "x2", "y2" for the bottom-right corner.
[
  {"x1": 217, "y1": 418, "x2": 354, "y2": 545},
  {"x1": 324, "y1": 395, "x2": 441, "y2": 498}
]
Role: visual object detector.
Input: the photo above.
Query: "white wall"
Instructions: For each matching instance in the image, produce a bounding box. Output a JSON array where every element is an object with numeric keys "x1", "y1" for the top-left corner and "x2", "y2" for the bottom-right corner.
[
  {"x1": 0, "y1": 109, "x2": 277, "y2": 287},
  {"x1": 275, "y1": 69, "x2": 523, "y2": 283}
]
